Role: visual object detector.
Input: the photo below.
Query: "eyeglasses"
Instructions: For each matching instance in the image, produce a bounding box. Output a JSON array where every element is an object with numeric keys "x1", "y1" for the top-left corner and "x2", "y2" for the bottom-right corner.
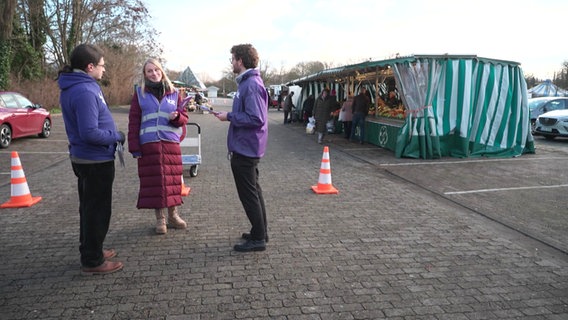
[
  {"x1": 92, "y1": 63, "x2": 105, "y2": 69},
  {"x1": 229, "y1": 57, "x2": 238, "y2": 63}
]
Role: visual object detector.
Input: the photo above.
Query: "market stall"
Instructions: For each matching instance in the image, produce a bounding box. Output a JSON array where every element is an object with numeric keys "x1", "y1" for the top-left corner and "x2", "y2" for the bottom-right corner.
[
  {"x1": 288, "y1": 55, "x2": 535, "y2": 159},
  {"x1": 528, "y1": 79, "x2": 568, "y2": 97}
]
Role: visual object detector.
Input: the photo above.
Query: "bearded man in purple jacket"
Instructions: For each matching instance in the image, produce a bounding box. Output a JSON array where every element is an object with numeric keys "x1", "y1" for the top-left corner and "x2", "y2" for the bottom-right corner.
[{"x1": 215, "y1": 44, "x2": 269, "y2": 252}]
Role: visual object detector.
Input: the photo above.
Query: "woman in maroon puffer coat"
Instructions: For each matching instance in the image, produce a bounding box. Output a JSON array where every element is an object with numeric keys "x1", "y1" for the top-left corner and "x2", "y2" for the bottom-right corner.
[{"x1": 128, "y1": 58, "x2": 189, "y2": 234}]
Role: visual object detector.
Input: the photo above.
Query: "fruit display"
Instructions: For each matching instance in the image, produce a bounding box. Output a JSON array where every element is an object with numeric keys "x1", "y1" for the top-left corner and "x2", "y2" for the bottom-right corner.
[
  {"x1": 367, "y1": 94, "x2": 407, "y2": 119},
  {"x1": 373, "y1": 104, "x2": 406, "y2": 119}
]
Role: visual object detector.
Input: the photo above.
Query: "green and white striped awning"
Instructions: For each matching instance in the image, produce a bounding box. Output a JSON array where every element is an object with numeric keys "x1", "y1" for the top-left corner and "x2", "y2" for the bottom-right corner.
[
  {"x1": 393, "y1": 56, "x2": 534, "y2": 158},
  {"x1": 289, "y1": 55, "x2": 535, "y2": 159}
]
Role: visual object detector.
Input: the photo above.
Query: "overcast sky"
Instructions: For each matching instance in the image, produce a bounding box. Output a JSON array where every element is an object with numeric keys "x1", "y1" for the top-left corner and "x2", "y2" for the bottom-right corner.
[{"x1": 144, "y1": 0, "x2": 567, "y2": 82}]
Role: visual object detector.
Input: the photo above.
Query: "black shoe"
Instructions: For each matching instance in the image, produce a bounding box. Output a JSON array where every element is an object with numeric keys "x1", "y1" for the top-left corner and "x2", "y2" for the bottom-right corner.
[
  {"x1": 234, "y1": 239, "x2": 266, "y2": 252},
  {"x1": 242, "y1": 233, "x2": 269, "y2": 243}
]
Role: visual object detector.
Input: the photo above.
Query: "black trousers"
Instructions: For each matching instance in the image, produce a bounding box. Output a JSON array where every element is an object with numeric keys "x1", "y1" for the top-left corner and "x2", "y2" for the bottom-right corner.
[
  {"x1": 283, "y1": 110, "x2": 291, "y2": 123},
  {"x1": 72, "y1": 161, "x2": 115, "y2": 268},
  {"x1": 342, "y1": 121, "x2": 352, "y2": 138},
  {"x1": 230, "y1": 153, "x2": 267, "y2": 241}
]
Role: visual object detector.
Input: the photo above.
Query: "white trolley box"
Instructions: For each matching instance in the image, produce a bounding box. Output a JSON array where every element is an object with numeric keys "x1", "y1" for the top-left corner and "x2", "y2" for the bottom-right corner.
[{"x1": 180, "y1": 122, "x2": 201, "y2": 177}]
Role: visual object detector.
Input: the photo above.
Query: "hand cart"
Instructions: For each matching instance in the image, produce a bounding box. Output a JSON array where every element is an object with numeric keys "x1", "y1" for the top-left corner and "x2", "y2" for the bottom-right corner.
[{"x1": 180, "y1": 122, "x2": 201, "y2": 177}]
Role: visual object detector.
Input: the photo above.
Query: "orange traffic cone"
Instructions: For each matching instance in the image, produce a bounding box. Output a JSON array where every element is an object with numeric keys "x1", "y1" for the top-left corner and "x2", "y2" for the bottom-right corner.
[
  {"x1": 1, "y1": 151, "x2": 42, "y2": 208},
  {"x1": 181, "y1": 175, "x2": 191, "y2": 196},
  {"x1": 311, "y1": 146, "x2": 339, "y2": 194}
]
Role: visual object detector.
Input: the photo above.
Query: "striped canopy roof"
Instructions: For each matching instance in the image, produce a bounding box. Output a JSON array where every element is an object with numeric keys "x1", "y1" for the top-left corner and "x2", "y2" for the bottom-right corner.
[
  {"x1": 287, "y1": 55, "x2": 520, "y2": 86},
  {"x1": 527, "y1": 80, "x2": 568, "y2": 97}
]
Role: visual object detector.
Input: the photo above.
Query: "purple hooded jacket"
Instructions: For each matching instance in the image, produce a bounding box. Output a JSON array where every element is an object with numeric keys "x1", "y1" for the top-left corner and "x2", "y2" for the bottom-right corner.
[
  {"x1": 58, "y1": 71, "x2": 122, "y2": 161},
  {"x1": 226, "y1": 69, "x2": 268, "y2": 158}
]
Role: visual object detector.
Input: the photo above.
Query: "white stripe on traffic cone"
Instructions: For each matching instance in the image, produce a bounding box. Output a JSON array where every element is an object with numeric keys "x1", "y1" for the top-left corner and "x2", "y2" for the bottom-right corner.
[
  {"x1": 1, "y1": 151, "x2": 42, "y2": 208},
  {"x1": 311, "y1": 146, "x2": 338, "y2": 194}
]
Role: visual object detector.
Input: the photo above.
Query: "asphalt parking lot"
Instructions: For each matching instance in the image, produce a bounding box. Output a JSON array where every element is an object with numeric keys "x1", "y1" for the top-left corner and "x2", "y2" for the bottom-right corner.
[{"x1": 0, "y1": 99, "x2": 566, "y2": 319}]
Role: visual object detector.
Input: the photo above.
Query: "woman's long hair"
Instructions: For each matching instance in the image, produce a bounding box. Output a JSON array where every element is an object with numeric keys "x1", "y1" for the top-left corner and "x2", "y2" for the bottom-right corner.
[{"x1": 139, "y1": 58, "x2": 175, "y2": 97}]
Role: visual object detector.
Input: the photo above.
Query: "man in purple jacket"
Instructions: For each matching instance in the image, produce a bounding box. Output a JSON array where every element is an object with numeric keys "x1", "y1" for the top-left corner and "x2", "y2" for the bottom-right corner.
[
  {"x1": 58, "y1": 44, "x2": 125, "y2": 274},
  {"x1": 215, "y1": 44, "x2": 269, "y2": 252}
]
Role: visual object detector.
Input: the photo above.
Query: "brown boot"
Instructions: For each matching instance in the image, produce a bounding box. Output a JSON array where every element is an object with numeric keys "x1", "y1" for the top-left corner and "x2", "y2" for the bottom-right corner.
[
  {"x1": 155, "y1": 209, "x2": 167, "y2": 234},
  {"x1": 103, "y1": 249, "x2": 117, "y2": 260},
  {"x1": 167, "y1": 207, "x2": 187, "y2": 229},
  {"x1": 81, "y1": 260, "x2": 123, "y2": 275}
]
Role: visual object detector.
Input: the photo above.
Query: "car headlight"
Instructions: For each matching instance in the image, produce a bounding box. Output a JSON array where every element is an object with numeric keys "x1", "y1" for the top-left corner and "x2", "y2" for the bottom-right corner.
[{"x1": 558, "y1": 117, "x2": 568, "y2": 122}]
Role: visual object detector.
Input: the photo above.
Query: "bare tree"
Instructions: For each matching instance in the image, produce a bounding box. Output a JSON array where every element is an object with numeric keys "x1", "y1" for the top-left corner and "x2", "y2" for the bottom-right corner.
[
  {"x1": 8, "y1": 0, "x2": 47, "y2": 80},
  {"x1": 289, "y1": 61, "x2": 326, "y2": 80},
  {"x1": 0, "y1": 0, "x2": 17, "y2": 89},
  {"x1": 100, "y1": 43, "x2": 142, "y2": 105},
  {"x1": 6, "y1": 0, "x2": 169, "y2": 105},
  {"x1": 43, "y1": 0, "x2": 159, "y2": 68},
  {"x1": 20, "y1": 0, "x2": 47, "y2": 54},
  {"x1": 257, "y1": 59, "x2": 272, "y2": 84},
  {"x1": 17, "y1": 0, "x2": 160, "y2": 105},
  {"x1": 555, "y1": 61, "x2": 568, "y2": 90},
  {"x1": 0, "y1": 1, "x2": 16, "y2": 39},
  {"x1": 210, "y1": 67, "x2": 237, "y2": 95}
]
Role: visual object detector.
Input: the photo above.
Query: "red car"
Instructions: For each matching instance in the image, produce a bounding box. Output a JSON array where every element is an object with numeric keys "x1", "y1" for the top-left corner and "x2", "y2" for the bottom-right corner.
[{"x1": 0, "y1": 92, "x2": 51, "y2": 148}]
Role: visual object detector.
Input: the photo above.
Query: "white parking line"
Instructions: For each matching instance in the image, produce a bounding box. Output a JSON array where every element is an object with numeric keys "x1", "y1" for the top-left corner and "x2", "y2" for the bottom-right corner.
[{"x1": 445, "y1": 184, "x2": 568, "y2": 195}]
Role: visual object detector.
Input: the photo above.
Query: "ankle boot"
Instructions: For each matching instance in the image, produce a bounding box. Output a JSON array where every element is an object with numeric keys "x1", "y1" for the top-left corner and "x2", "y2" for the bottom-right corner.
[
  {"x1": 167, "y1": 207, "x2": 187, "y2": 229},
  {"x1": 155, "y1": 209, "x2": 167, "y2": 234}
]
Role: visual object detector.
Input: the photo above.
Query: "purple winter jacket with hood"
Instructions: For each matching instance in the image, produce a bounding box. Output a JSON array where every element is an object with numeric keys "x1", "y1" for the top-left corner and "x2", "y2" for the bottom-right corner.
[
  {"x1": 226, "y1": 69, "x2": 268, "y2": 158},
  {"x1": 58, "y1": 71, "x2": 122, "y2": 162}
]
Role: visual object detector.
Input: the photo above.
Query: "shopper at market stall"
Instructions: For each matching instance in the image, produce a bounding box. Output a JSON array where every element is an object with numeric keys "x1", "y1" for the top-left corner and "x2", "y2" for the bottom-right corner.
[
  {"x1": 194, "y1": 92, "x2": 203, "y2": 106},
  {"x1": 313, "y1": 88, "x2": 336, "y2": 144},
  {"x1": 128, "y1": 58, "x2": 189, "y2": 235},
  {"x1": 302, "y1": 94, "x2": 315, "y2": 123},
  {"x1": 351, "y1": 87, "x2": 371, "y2": 144},
  {"x1": 57, "y1": 43, "x2": 124, "y2": 275},
  {"x1": 214, "y1": 43, "x2": 269, "y2": 252},
  {"x1": 339, "y1": 93, "x2": 354, "y2": 139},
  {"x1": 283, "y1": 91, "x2": 295, "y2": 124},
  {"x1": 277, "y1": 91, "x2": 284, "y2": 111}
]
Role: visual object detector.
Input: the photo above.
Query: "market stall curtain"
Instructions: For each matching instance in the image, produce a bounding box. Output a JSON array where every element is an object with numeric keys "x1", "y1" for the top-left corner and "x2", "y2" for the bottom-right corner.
[
  {"x1": 393, "y1": 58, "x2": 443, "y2": 159},
  {"x1": 395, "y1": 58, "x2": 534, "y2": 159},
  {"x1": 433, "y1": 59, "x2": 534, "y2": 157}
]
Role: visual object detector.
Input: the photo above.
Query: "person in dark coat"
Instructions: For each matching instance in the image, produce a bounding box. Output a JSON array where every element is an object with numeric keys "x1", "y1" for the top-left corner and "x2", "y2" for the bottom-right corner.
[
  {"x1": 283, "y1": 91, "x2": 295, "y2": 124},
  {"x1": 277, "y1": 92, "x2": 284, "y2": 111},
  {"x1": 128, "y1": 58, "x2": 189, "y2": 235},
  {"x1": 350, "y1": 87, "x2": 371, "y2": 144},
  {"x1": 339, "y1": 94, "x2": 354, "y2": 139},
  {"x1": 194, "y1": 92, "x2": 203, "y2": 106},
  {"x1": 313, "y1": 88, "x2": 335, "y2": 144},
  {"x1": 302, "y1": 94, "x2": 315, "y2": 123}
]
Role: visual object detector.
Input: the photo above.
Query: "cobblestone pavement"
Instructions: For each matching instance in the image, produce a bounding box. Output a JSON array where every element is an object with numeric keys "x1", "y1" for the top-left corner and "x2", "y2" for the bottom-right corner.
[{"x1": 0, "y1": 100, "x2": 567, "y2": 319}]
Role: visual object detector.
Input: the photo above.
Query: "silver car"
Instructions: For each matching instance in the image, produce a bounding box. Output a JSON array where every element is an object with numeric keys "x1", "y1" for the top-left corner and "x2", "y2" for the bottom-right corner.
[
  {"x1": 529, "y1": 97, "x2": 568, "y2": 133},
  {"x1": 534, "y1": 109, "x2": 568, "y2": 140}
]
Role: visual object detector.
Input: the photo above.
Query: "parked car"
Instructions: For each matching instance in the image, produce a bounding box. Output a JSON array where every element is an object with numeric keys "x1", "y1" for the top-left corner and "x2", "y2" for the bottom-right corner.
[
  {"x1": 227, "y1": 91, "x2": 236, "y2": 99},
  {"x1": 528, "y1": 97, "x2": 568, "y2": 133},
  {"x1": 534, "y1": 109, "x2": 568, "y2": 140},
  {"x1": 0, "y1": 92, "x2": 51, "y2": 148}
]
